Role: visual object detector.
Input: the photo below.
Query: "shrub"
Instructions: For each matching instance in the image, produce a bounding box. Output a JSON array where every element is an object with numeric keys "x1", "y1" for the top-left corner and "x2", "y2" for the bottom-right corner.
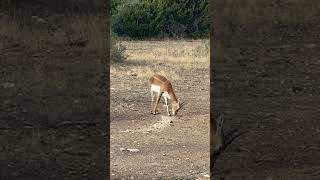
[
  {"x1": 111, "y1": 32, "x2": 126, "y2": 63},
  {"x1": 112, "y1": 0, "x2": 209, "y2": 39},
  {"x1": 112, "y1": 0, "x2": 165, "y2": 38}
]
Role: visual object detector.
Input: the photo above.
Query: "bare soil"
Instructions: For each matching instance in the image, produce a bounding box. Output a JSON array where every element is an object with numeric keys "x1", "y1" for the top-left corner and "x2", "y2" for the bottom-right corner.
[
  {"x1": 211, "y1": 18, "x2": 320, "y2": 180},
  {"x1": 1, "y1": 15, "x2": 107, "y2": 179},
  {"x1": 110, "y1": 41, "x2": 210, "y2": 179}
]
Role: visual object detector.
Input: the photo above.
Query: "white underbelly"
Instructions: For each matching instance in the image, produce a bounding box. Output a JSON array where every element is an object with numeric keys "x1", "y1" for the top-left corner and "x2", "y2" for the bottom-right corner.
[
  {"x1": 163, "y1": 92, "x2": 170, "y2": 99},
  {"x1": 151, "y1": 84, "x2": 170, "y2": 99},
  {"x1": 151, "y1": 84, "x2": 160, "y2": 92}
]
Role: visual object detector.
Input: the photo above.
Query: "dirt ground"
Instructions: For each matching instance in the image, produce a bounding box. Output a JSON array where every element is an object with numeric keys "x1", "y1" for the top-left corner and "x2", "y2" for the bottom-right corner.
[
  {"x1": 1, "y1": 14, "x2": 108, "y2": 179},
  {"x1": 211, "y1": 1, "x2": 320, "y2": 178},
  {"x1": 110, "y1": 40, "x2": 210, "y2": 179},
  {"x1": 3, "y1": 1, "x2": 320, "y2": 179},
  {"x1": 212, "y1": 37, "x2": 320, "y2": 179}
]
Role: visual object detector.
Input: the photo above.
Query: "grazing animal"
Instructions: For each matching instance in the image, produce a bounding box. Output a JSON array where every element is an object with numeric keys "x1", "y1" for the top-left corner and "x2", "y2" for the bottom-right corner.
[
  {"x1": 211, "y1": 113, "x2": 247, "y2": 170},
  {"x1": 149, "y1": 74, "x2": 183, "y2": 116}
]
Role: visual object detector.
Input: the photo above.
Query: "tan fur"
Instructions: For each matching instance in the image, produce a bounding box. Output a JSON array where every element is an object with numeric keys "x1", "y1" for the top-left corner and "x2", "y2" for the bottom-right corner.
[{"x1": 149, "y1": 74, "x2": 179, "y2": 116}]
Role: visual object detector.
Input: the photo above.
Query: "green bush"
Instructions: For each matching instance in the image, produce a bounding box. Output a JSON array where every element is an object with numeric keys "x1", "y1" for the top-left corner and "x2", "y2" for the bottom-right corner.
[
  {"x1": 163, "y1": 0, "x2": 209, "y2": 38},
  {"x1": 112, "y1": 0, "x2": 165, "y2": 38},
  {"x1": 111, "y1": 33, "x2": 126, "y2": 63},
  {"x1": 112, "y1": 0, "x2": 209, "y2": 39}
]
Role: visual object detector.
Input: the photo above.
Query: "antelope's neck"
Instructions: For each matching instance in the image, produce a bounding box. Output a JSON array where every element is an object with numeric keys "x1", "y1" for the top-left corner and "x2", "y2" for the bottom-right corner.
[{"x1": 169, "y1": 91, "x2": 178, "y2": 102}]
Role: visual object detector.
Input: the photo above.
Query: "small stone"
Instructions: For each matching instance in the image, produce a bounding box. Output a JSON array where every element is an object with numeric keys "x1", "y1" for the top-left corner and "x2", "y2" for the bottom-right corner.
[
  {"x1": 2, "y1": 82, "x2": 15, "y2": 88},
  {"x1": 73, "y1": 99, "x2": 80, "y2": 104},
  {"x1": 127, "y1": 148, "x2": 140, "y2": 153}
]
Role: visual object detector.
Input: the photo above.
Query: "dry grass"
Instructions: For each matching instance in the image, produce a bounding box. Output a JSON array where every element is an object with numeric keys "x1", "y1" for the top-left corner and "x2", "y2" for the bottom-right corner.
[
  {"x1": 123, "y1": 39, "x2": 209, "y2": 63},
  {"x1": 111, "y1": 39, "x2": 209, "y2": 80}
]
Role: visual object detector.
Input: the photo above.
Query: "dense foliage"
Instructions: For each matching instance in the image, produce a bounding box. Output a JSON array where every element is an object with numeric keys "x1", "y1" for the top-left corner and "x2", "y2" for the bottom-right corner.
[
  {"x1": 111, "y1": 32, "x2": 127, "y2": 63},
  {"x1": 1, "y1": 0, "x2": 105, "y2": 15},
  {"x1": 112, "y1": 0, "x2": 209, "y2": 38}
]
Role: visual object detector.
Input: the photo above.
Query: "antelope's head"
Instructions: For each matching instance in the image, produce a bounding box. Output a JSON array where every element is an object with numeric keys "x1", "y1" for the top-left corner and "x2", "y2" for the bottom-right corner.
[{"x1": 172, "y1": 98, "x2": 185, "y2": 116}]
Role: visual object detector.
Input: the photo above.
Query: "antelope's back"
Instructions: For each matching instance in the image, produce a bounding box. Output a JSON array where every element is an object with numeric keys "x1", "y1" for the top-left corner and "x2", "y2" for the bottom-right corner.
[{"x1": 149, "y1": 74, "x2": 170, "y2": 85}]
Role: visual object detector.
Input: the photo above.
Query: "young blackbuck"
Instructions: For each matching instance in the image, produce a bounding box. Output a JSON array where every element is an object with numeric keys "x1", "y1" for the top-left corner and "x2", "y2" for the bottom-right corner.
[
  {"x1": 211, "y1": 114, "x2": 224, "y2": 163},
  {"x1": 211, "y1": 113, "x2": 247, "y2": 169},
  {"x1": 149, "y1": 74, "x2": 183, "y2": 116}
]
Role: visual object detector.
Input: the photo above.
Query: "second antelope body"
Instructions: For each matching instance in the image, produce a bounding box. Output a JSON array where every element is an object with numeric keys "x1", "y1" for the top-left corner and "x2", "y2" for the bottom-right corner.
[{"x1": 149, "y1": 74, "x2": 182, "y2": 116}]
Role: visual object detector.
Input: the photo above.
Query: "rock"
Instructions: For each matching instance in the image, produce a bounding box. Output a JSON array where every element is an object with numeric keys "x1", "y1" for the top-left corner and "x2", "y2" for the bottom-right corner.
[
  {"x1": 73, "y1": 99, "x2": 80, "y2": 104},
  {"x1": 2, "y1": 82, "x2": 15, "y2": 88},
  {"x1": 120, "y1": 147, "x2": 140, "y2": 153},
  {"x1": 127, "y1": 148, "x2": 140, "y2": 153}
]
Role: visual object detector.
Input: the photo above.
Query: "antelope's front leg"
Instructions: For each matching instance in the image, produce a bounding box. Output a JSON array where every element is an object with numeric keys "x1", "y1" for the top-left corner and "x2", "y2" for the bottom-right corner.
[
  {"x1": 150, "y1": 90, "x2": 155, "y2": 114},
  {"x1": 152, "y1": 92, "x2": 162, "y2": 115},
  {"x1": 164, "y1": 96, "x2": 170, "y2": 116}
]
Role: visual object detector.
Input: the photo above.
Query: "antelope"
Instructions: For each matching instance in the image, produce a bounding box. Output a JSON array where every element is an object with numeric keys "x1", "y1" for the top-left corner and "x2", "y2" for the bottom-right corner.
[
  {"x1": 211, "y1": 114, "x2": 224, "y2": 168},
  {"x1": 211, "y1": 113, "x2": 247, "y2": 170},
  {"x1": 149, "y1": 74, "x2": 183, "y2": 116}
]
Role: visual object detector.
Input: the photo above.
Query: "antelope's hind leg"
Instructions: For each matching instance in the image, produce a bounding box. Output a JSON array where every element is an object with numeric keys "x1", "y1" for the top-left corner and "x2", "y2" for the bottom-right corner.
[
  {"x1": 150, "y1": 90, "x2": 155, "y2": 114},
  {"x1": 164, "y1": 96, "x2": 170, "y2": 116}
]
